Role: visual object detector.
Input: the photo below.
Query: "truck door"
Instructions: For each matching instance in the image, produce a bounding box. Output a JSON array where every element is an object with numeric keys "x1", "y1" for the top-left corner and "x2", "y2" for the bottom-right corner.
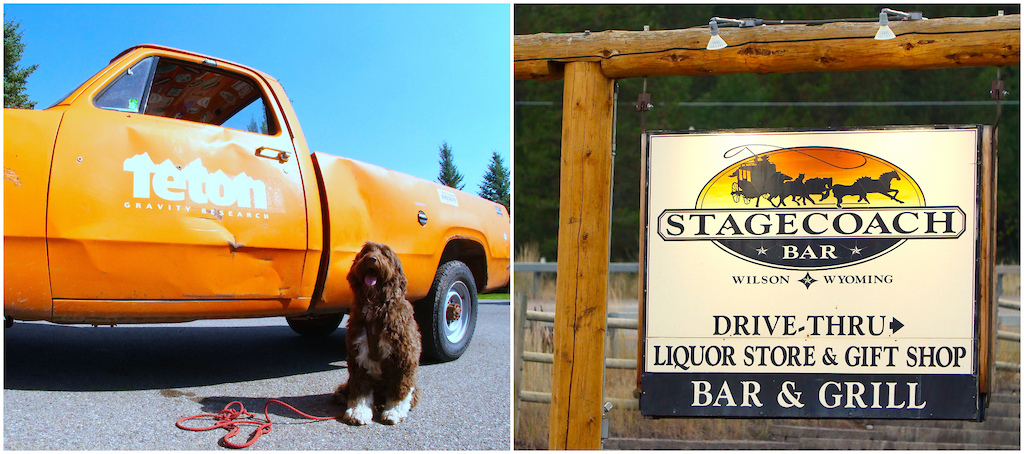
[{"x1": 47, "y1": 53, "x2": 309, "y2": 303}]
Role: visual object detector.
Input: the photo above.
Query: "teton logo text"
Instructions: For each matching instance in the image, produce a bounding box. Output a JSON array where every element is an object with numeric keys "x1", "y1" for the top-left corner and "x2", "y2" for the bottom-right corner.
[{"x1": 123, "y1": 152, "x2": 268, "y2": 209}]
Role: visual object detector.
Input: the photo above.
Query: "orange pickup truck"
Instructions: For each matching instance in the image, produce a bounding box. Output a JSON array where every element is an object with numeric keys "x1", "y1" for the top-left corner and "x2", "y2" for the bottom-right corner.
[{"x1": 4, "y1": 44, "x2": 510, "y2": 361}]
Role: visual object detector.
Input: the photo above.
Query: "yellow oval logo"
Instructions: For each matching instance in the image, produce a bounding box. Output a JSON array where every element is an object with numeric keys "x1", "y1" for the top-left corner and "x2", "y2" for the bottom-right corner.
[{"x1": 690, "y1": 146, "x2": 928, "y2": 270}]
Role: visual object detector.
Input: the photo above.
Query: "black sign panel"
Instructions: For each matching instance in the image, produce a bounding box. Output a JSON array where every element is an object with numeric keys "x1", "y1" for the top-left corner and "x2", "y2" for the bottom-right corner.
[{"x1": 641, "y1": 373, "x2": 981, "y2": 420}]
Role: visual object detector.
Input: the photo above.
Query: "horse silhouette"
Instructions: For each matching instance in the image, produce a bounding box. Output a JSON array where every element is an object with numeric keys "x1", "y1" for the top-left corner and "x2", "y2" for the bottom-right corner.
[
  {"x1": 830, "y1": 171, "x2": 902, "y2": 208},
  {"x1": 762, "y1": 171, "x2": 791, "y2": 207},
  {"x1": 804, "y1": 177, "x2": 833, "y2": 202},
  {"x1": 778, "y1": 173, "x2": 816, "y2": 206},
  {"x1": 862, "y1": 170, "x2": 903, "y2": 203}
]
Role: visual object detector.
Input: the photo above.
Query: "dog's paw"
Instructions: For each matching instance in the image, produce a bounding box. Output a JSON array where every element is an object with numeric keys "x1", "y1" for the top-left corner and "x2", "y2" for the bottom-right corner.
[
  {"x1": 380, "y1": 408, "x2": 407, "y2": 425},
  {"x1": 380, "y1": 387, "x2": 415, "y2": 425},
  {"x1": 343, "y1": 406, "x2": 373, "y2": 426},
  {"x1": 343, "y1": 392, "x2": 374, "y2": 425}
]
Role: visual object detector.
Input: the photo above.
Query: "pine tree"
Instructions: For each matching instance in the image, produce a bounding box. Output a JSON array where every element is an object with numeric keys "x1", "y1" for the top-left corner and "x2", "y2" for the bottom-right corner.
[
  {"x1": 436, "y1": 141, "x2": 465, "y2": 190},
  {"x1": 478, "y1": 150, "x2": 510, "y2": 211},
  {"x1": 246, "y1": 111, "x2": 269, "y2": 134},
  {"x1": 4, "y1": 18, "x2": 38, "y2": 109}
]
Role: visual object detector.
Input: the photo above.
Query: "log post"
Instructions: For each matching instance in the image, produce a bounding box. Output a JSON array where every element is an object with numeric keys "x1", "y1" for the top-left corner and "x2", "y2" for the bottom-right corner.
[{"x1": 548, "y1": 61, "x2": 614, "y2": 450}]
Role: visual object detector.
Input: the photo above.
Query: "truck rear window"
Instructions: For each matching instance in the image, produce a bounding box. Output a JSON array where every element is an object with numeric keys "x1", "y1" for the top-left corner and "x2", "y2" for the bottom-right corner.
[{"x1": 94, "y1": 56, "x2": 276, "y2": 135}]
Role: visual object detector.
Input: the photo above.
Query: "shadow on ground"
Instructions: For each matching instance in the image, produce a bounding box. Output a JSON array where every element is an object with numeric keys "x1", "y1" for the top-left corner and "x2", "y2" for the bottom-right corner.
[{"x1": 4, "y1": 323, "x2": 346, "y2": 391}]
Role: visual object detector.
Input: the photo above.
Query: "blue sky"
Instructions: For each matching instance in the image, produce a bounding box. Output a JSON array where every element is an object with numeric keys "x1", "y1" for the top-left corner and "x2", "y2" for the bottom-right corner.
[{"x1": 4, "y1": 3, "x2": 510, "y2": 190}]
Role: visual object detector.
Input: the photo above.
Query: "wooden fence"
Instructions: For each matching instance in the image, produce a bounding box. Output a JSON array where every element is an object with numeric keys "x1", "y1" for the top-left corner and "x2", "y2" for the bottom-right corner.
[{"x1": 994, "y1": 265, "x2": 1022, "y2": 373}]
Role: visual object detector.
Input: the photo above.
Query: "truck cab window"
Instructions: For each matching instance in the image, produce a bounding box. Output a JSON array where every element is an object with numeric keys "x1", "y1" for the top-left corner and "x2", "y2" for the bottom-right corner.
[
  {"x1": 94, "y1": 57, "x2": 155, "y2": 112},
  {"x1": 95, "y1": 56, "x2": 277, "y2": 135},
  {"x1": 222, "y1": 97, "x2": 273, "y2": 134}
]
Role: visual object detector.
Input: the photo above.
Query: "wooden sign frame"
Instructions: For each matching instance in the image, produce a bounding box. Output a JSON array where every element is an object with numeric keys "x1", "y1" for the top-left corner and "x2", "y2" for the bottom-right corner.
[{"x1": 515, "y1": 13, "x2": 1017, "y2": 448}]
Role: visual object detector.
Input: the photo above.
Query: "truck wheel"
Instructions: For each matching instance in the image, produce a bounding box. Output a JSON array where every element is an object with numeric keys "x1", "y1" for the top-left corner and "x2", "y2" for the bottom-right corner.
[
  {"x1": 286, "y1": 313, "x2": 344, "y2": 337},
  {"x1": 416, "y1": 260, "x2": 478, "y2": 362}
]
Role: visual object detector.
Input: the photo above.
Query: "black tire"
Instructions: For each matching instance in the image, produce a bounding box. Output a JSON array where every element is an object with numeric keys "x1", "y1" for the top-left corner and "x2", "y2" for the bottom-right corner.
[
  {"x1": 415, "y1": 260, "x2": 478, "y2": 362},
  {"x1": 286, "y1": 313, "x2": 344, "y2": 337}
]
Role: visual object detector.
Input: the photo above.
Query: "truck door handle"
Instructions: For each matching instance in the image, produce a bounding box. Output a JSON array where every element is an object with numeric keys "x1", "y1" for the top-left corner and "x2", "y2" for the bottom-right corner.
[{"x1": 255, "y1": 147, "x2": 291, "y2": 163}]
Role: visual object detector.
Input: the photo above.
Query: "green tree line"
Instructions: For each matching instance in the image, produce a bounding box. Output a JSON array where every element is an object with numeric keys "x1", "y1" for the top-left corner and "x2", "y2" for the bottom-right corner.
[
  {"x1": 437, "y1": 141, "x2": 510, "y2": 212},
  {"x1": 515, "y1": 4, "x2": 1020, "y2": 263}
]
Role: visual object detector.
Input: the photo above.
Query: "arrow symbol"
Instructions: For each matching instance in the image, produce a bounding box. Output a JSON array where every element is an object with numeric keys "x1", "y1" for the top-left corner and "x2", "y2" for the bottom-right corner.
[{"x1": 890, "y1": 318, "x2": 904, "y2": 334}]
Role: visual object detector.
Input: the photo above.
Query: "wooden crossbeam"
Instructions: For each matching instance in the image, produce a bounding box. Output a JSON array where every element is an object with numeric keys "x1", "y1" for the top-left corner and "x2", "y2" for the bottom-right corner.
[{"x1": 515, "y1": 14, "x2": 1020, "y2": 80}]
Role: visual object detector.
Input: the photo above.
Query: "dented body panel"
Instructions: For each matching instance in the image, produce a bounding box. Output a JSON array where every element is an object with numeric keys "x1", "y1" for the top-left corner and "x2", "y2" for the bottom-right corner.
[
  {"x1": 3, "y1": 45, "x2": 509, "y2": 325},
  {"x1": 312, "y1": 153, "x2": 511, "y2": 313}
]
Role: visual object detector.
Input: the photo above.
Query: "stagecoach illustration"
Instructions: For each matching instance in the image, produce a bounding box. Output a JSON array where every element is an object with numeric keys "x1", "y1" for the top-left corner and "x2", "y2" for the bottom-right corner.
[
  {"x1": 728, "y1": 155, "x2": 798, "y2": 207},
  {"x1": 729, "y1": 154, "x2": 897, "y2": 208}
]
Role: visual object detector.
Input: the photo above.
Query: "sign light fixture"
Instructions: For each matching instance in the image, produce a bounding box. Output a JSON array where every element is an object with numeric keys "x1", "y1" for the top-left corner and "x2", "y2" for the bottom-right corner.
[
  {"x1": 875, "y1": 12, "x2": 897, "y2": 40},
  {"x1": 706, "y1": 19, "x2": 728, "y2": 50}
]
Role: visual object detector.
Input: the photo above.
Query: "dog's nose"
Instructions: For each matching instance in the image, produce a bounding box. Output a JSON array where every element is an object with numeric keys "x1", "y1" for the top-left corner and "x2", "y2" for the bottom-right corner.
[{"x1": 368, "y1": 256, "x2": 378, "y2": 264}]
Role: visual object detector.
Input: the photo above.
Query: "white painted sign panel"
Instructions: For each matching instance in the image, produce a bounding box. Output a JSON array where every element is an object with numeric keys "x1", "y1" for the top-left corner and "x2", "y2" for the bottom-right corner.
[{"x1": 640, "y1": 126, "x2": 982, "y2": 420}]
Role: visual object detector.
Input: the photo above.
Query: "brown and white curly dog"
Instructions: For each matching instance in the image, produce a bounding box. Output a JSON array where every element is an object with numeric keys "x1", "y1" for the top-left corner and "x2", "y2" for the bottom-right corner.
[{"x1": 334, "y1": 242, "x2": 421, "y2": 425}]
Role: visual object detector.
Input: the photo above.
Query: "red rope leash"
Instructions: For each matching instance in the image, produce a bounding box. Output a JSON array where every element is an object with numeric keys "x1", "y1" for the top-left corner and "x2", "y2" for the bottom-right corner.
[{"x1": 176, "y1": 399, "x2": 335, "y2": 449}]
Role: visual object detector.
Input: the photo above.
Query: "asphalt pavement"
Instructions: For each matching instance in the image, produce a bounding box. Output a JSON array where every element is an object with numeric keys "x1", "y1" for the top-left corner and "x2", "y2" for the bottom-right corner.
[{"x1": 3, "y1": 301, "x2": 511, "y2": 450}]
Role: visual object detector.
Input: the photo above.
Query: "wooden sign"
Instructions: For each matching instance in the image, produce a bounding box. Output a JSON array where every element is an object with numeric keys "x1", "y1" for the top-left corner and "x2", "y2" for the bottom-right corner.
[{"x1": 640, "y1": 126, "x2": 986, "y2": 420}]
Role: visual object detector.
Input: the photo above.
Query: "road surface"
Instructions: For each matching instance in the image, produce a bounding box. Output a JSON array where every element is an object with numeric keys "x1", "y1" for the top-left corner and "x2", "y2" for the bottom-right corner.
[{"x1": 4, "y1": 302, "x2": 511, "y2": 450}]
